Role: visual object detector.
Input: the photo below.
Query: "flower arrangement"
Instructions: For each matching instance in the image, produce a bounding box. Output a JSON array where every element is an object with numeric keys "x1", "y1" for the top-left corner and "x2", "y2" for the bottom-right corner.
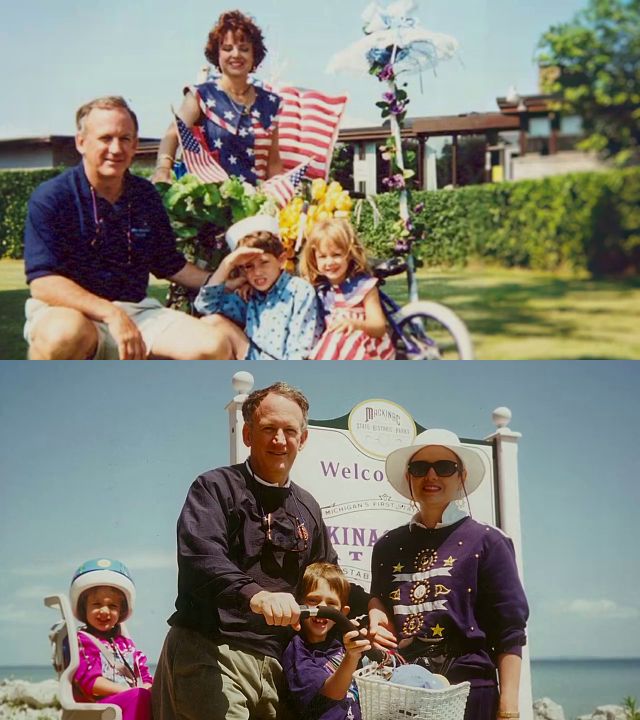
[{"x1": 278, "y1": 179, "x2": 354, "y2": 266}]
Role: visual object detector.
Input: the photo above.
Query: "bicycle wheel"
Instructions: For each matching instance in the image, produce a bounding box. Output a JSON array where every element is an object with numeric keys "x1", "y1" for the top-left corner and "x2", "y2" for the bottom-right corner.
[{"x1": 393, "y1": 301, "x2": 474, "y2": 360}]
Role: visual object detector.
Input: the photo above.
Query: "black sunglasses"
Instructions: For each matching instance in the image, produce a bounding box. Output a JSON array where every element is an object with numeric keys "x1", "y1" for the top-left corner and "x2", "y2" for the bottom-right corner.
[
  {"x1": 261, "y1": 512, "x2": 309, "y2": 553},
  {"x1": 407, "y1": 460, "x2": 460, "y2": 478}
]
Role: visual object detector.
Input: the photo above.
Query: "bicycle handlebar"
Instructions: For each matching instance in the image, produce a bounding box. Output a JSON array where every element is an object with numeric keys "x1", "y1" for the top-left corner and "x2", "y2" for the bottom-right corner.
[
  {"x1": 298, "y1": 605, "x2": 358, "y2": 634},
  {"x1": 298, "y1": 605, "x2": 386, "y2": 662}
]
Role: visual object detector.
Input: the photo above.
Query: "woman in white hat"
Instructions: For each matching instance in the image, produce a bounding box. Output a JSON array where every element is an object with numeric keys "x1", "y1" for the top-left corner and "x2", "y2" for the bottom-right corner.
[{"x1": 369, "y1": 429, "x2": 529, "y2": 720}]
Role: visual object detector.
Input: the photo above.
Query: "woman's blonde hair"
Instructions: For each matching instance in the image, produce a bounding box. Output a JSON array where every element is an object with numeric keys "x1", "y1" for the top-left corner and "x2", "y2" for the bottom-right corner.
[{"x1": 300, "y1": 218, "x2": 371, "y2": 285}]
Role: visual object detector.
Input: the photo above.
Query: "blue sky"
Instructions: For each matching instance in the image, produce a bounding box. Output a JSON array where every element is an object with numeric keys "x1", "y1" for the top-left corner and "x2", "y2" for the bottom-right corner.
[
  {"x1": 0, "y1": 0, "x2": 588, "y2": 139},
  {"x1": 0, "y1": 361, "x2": 639, "y2": 666}
]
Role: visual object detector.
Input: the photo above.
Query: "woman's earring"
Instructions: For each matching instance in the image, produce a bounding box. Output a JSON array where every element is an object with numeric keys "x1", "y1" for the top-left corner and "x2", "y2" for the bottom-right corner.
[{"x1": 408, "y1": 477, "x2": 417, "y2": 510}]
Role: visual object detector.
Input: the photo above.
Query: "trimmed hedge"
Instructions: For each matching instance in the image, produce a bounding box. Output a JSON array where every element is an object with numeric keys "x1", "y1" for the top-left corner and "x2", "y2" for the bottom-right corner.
[
  {"x1": 0, "y1": 168, "x2": 62, "y2": 258},
  {"x1": 1, "y1": 165, "x2": 639, "y2": 276},
  {"x1": 355, "y1": 167, "x2": 640, "y2": 276}
]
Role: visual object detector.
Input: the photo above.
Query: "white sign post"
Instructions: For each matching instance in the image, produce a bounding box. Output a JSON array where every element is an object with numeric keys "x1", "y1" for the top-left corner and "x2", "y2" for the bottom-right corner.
[{"x1": 226, "y1": 373, "x2": 532, "y2": 720}]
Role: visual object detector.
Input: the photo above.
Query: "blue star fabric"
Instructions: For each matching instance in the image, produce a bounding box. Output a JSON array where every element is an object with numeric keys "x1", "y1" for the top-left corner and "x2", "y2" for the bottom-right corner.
[{"x1": 187, "y1": 81, "x2": 281, "y2": 185}]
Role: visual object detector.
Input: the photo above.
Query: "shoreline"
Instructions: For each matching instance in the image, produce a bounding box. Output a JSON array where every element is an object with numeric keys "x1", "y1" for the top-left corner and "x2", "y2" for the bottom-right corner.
[{"x1": 0, "y1": 678, "x2": 633, "y2": 720}]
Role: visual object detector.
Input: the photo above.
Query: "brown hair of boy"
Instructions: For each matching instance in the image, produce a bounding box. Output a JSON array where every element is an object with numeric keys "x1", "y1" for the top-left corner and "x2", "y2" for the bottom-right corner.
[
  {"x1": 238, "y1": 231, "x2": 285, "y2": 258},
  {"x1": 298, "y1": 562, "x2": 350, "y2": 606}
]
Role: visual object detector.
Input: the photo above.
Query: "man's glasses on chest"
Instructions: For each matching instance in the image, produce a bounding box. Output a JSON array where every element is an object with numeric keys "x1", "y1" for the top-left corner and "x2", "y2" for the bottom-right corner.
[
  {"x1": 90, "y1": 186, "x2": 133, "y2": 264},
  {"x1": 261, "y1": 511, "x2": 310, "y2": 553}
]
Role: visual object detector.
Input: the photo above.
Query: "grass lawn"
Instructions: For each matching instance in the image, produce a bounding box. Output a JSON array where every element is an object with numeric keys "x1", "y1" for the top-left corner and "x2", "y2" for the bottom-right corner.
[{"x1": 2, "y1": 258, "x2": 639, "y2": 359}]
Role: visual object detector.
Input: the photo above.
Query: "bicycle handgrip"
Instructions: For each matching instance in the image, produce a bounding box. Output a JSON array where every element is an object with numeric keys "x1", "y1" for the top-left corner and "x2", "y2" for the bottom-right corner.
[{"x1": 298, "y1": 605, "x2": 386, "y2": 662}]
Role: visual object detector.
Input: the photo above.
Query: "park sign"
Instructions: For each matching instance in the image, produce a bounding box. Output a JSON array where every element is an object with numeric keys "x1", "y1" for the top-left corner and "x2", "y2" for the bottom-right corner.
[{"x1": 226, "y1": 382, "x2": 497, "y2": 591}]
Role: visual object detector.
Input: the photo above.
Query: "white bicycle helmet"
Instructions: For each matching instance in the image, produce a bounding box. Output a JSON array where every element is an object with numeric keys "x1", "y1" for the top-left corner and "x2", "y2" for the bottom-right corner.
[{"x1": 70, "y1": 558, "x2": 136, "y2": 622}]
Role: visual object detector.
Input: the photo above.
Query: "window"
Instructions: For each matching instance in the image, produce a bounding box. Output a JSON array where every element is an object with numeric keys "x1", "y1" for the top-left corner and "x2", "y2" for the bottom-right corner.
[
  {"x1": 528, "y1": 117, "x2": 551, "y2": 138},
  {"x1": 560, "y1": 115, "x2": 583, "y2": 135}
]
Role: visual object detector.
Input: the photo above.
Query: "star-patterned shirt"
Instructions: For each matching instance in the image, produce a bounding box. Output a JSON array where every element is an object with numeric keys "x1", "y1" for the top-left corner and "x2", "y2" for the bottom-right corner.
[
  {"x1": 194, "y1": 270, "x2": 323, "y2": 360},
  {"x1": 186, "y1": 81, "x2": 281, "y2": 184},
  {"x1": 283, "y1": 634, "x2": 361, "y2": 720},
  {"x1": 370, "y1": 516, "x2": 528, "y2": 688}
]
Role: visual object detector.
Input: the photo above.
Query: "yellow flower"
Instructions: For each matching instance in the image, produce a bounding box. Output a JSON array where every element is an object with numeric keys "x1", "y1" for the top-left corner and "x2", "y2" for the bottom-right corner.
[
  {"x1": 336, "y1": 191, "x2": 353, "y2": 212},
  {"x1": 311, "y1": 178, "x2": 327, "y2": 201},
  {"x1": 322, "y1": 193, "x2": 338, "y2": 212}
]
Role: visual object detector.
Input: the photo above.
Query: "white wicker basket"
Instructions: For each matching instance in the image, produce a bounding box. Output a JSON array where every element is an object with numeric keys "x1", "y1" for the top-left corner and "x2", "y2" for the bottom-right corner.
[{"x1": 354, "y1": 664, "x2": 470, "y2": 720}]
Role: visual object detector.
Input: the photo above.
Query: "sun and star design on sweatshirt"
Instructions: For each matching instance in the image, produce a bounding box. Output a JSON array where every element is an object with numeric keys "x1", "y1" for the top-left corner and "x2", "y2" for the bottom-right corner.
[{"x1": 387, "y1": 548, "x2": 459, "y2": 640}]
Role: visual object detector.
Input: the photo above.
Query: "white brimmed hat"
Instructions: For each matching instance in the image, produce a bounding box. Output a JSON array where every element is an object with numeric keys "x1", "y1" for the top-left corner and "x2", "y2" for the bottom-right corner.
[
  {"x1": 225, "y1": 215, "x2": 280, "y2": 251},
  {"x1": 69, "y1": 558, "x2": 136, "y2": 622},
  {"x1": 385, "y1": 428, "x2": 489, "y2": 501}
]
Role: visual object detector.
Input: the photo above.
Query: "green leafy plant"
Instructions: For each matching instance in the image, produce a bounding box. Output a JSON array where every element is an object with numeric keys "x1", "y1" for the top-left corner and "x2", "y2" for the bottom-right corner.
[
  {"x1": 623, "y1": 696, "x2": 640, "y2": 720},
  {"x1": 155, "y1": 174, "x2": 272, "y2": 310}
]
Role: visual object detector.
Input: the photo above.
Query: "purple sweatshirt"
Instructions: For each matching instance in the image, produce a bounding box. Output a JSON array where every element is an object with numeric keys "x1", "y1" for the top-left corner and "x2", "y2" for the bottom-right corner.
[
  {"x1": 370, "y1": 516, "x2": 529, "y2": 687},
  {"x1": 283, "y1": 634, "x2": 362, "y2": 720}
]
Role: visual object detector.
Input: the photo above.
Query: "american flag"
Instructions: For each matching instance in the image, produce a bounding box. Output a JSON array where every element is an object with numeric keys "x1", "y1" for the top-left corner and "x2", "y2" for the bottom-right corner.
[
  {"x1": 260, "y1": 161, "x2": 310, "y2": 208},
  {"x1": 256, "y1": 86, "x2": 348, "y2": 181},
  {"x1": 174, "y1": 113, "x2": 230, "y2": 184}
]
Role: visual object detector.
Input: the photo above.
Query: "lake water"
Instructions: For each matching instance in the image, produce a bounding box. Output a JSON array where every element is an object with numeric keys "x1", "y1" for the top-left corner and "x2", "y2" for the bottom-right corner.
[{"x1": 2, "y1": 658, "x2": 639, "y2": 720}]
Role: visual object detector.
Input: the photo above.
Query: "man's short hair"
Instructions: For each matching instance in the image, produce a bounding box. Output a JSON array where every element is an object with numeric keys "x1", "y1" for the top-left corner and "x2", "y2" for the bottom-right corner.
[
  {"x1": 242, "y1": 382, "x2": 309, "y2": 429},
  {"x1": 76, "y1": 96, "x2": 139, "y2": 135},
  {"x1": 238, "y1": 232, "x2": 285, "y2": 258},
  {"x1": 298, "y1": 562, "x2": 350, "y2": 607}
]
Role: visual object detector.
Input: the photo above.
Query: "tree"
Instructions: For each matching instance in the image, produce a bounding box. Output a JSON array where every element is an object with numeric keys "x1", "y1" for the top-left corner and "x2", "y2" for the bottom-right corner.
[
  {"x1": 537, "y1": 0, "x2": 640, "y2": 165},
  {"x1": 330, "y1": 142, "x2": 355, "y2": 192}
]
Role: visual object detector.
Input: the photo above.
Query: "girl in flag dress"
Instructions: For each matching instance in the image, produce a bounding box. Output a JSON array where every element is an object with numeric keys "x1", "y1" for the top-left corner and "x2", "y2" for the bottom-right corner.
[
  {"x1": 300, "y1": 218, "x2": 395, "y2": 360},
  {"x1": 153, "y1": 10, "x2": 283, "y2": 185}
]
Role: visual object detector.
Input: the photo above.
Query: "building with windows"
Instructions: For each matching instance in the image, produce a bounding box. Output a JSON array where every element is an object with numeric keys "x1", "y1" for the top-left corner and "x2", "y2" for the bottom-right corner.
[{"x1": 336, "y1": 83, "x2": 608, "y2": 194}]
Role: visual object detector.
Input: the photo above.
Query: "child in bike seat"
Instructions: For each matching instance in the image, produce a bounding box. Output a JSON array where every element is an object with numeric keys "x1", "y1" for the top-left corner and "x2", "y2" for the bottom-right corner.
[
  {"x1": 70, "y1": 558, "x2": 152, "y2": 720},
  {"x1": 300, "y1": 218, "x2": 395, "y2": 360},
  {"x1": 282, "y1": 562, "x2": 371, "y2": 720}
]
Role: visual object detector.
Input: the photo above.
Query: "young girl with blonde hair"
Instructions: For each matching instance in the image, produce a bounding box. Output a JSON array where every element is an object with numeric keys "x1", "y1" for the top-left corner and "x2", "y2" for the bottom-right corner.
[{"x1": 300, "y1": 218, "x2": 395, "y2": 360}]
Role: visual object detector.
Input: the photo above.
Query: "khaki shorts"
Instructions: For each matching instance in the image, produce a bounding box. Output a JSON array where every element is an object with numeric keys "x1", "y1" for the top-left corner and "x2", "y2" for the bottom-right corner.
[
  {"x1": 24, "y1": 297, "x2": 183, "y2": 359},
  {"x1": 152, "y1": 626, "x2": 293, "y2": 720}
]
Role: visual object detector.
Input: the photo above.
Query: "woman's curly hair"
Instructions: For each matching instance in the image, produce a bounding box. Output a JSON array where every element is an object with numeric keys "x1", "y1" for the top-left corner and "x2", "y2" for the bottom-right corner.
[{"x1": 205, "y1": 10, "x2": 267, "y2": 70}]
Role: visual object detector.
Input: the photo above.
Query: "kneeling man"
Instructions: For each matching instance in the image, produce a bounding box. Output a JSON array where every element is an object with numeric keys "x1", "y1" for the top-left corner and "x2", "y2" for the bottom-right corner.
[{"x1": 24, "y1": 95, "x2": 237, "y2": 360}]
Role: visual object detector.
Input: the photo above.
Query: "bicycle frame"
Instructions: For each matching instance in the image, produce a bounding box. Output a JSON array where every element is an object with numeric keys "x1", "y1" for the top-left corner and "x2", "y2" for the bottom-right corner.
[{"x1": 374, "y1": 260, "x2": 440, "y2": 356}]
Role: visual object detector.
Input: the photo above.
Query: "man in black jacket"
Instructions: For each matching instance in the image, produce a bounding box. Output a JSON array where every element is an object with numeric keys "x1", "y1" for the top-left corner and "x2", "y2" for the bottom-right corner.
[{"x1": 153, "y1": 382, "x2": 338, "y2": 720}]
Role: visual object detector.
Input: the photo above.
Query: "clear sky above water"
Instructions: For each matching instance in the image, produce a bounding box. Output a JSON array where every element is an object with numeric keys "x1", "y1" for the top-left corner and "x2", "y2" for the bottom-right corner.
[
  {"x1": 0, "y1": 0, "x2": 588, "y2": 139},
  {"x1": 0, "y1": 361, "x2": 638, "y2": 665}
]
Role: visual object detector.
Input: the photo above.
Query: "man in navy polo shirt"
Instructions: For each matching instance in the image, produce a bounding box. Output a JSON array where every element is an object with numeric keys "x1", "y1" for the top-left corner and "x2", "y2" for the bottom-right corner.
[{"x1": 23, "y1": 95, "x2": 238, "y2": 360}]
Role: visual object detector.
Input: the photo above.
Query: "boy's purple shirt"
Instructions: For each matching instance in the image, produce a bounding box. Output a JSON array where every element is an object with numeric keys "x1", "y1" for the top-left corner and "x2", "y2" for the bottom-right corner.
[{"x1": 283, "y1": 633, "x2": 362, "y2": 720}]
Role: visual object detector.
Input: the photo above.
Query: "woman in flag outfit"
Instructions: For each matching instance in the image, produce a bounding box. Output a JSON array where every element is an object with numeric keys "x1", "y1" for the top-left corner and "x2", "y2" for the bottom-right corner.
[{"x1": 153, "y1": 10, "x2": 283, "y2": 185}]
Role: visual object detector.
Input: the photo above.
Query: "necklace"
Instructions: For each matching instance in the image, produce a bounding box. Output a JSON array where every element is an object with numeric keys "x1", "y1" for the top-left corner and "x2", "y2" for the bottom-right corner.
[
  {"x1": 228, "y1": 95, "x2": 250, "y2": 116},
  {"x1": 221, "y1": 82, "x2": 253, "y2": 116}
]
